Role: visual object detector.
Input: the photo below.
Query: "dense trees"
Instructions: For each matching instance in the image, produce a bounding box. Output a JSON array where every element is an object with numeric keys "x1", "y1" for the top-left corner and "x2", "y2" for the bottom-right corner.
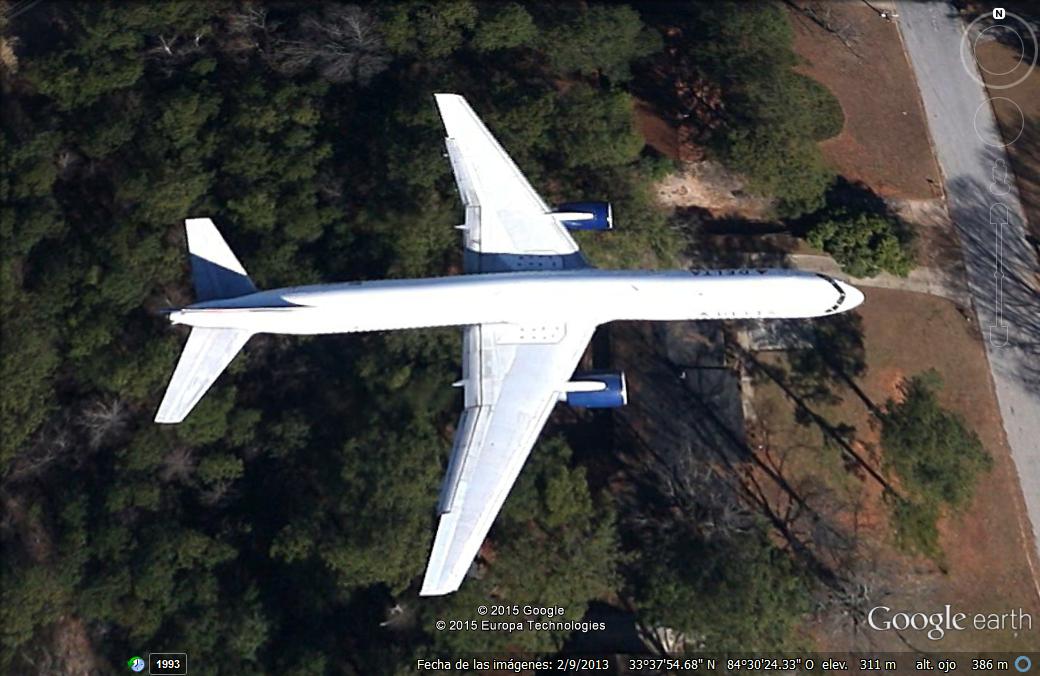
[
  {"x1": 0, "y1": 2, "x2": 670, "y2": 672},
  {"x1": 634, "y1": 524, "x2": 810, "y2": 651},
  {"x1": 2, "y1": 1, "x2": 855, "y2": 671},
  {"x1": 678, "y1": 1, "x2": 844, "y2": 217},
  {"x1": 544, "y1": 5, "x2": 660, "y2": 82}
]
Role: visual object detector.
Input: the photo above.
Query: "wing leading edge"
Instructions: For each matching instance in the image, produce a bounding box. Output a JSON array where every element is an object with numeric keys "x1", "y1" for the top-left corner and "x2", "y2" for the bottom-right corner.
[{"x1": 420, "y1": 321, "x2": 595, "y2": 596}]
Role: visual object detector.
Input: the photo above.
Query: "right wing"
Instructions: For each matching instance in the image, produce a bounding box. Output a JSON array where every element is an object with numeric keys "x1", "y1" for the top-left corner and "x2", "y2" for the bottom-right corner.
[
  {"x1": 434, "y1": 93, "x2": 581, "y2": 259},
  {"x1": 420, "y1": 320, "x2": 595, "y2": 595}
]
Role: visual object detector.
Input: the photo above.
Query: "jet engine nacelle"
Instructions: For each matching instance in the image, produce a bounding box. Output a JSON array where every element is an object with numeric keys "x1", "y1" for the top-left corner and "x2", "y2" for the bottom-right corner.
[
  {"x1": 561, "y1": 370, "x2": 627, "y2": 408},
  {"x1": 554, "y1": 201, "x2": 613, "y2": 231}
]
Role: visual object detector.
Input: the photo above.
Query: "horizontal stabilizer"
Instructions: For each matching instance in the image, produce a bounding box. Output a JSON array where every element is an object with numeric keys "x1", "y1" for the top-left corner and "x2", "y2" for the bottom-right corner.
[
  {"x1": 155, "y1": 327, "x2": 252, "y2": 423},
  {"x1": 186, "y1": 218, "x2": 257, "y2": 301}
]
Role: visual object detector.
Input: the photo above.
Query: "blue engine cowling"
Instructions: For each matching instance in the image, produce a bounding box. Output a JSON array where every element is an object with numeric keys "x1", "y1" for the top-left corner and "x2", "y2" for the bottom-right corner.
[
  {"x1": 554, "y1": 201, "x2": 613, "y2": 231},
  {"x1": 563, "y1": 371, "x2": 627, "y2": 408}
]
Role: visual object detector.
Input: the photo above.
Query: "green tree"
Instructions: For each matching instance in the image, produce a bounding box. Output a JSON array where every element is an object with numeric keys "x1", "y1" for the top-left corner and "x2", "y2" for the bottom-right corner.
[
  {"x1": 381, "y1": 0, "x2": 478, "y2": 59},
  {"x1": 0, "y1": 130, "x2": 66, "y2": 468},
  {"x1": 807, "y1": 209, "x2": 914, "y2": 277},
  {"x1": 575, "y1": 163, "x2": 680, "y2": 269},
  {"x1": 634, "y1": 525, "x2": 810, "y2": 651},
  {"x1": 552, "y1": 85, "x2": 645, "y2": 170},
  {"x1": 881, "y1": 371, "x2": 992, "y2": 557},
  {"x1": 313, "y1": 417, "x2": 445, "y2": 592},
  {"x1": 683, "y1": 1, "x2": 843, "y2": 217},
  {"x1": 543, "y1": 5, "x2": 661, "y2": 82},
  {"x1": 471, "y1": 3, "x2": 537, "y2": 52},
  {"x1": 684, "y1": 0, "x2": 797, "y2": 82},
  {"x1": 21, "y1": 3, "x2": 217, "y2": 110}
]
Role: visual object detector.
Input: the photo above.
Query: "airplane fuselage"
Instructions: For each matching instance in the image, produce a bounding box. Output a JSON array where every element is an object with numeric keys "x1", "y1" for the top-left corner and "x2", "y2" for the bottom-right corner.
[{"x1": 170, "y1": 268, "x2": 863, "y2": 334}]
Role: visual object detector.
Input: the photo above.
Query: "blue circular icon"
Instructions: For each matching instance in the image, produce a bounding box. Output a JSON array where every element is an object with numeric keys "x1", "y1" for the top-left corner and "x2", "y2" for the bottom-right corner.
[
  {"x1": 1015, "y1": 655, "x2": 1032, "y2": 673},
  {"x1": 128, "y1": 656, "x2": 146, "y2": 672}
]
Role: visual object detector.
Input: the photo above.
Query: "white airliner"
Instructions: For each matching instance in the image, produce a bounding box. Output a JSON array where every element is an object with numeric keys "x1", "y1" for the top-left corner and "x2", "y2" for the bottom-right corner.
[{"x1": 156, "y1": 93, "x2": 864, "y2": 595}]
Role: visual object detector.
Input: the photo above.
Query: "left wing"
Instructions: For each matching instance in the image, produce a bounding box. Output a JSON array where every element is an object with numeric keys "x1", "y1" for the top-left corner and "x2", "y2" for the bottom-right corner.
[
  {"x1": 420, "y1": 320, "x2": 595, "y2": 595},
  {"x1": 435, "y1": 93, "x2": 582, "y2": 260}
]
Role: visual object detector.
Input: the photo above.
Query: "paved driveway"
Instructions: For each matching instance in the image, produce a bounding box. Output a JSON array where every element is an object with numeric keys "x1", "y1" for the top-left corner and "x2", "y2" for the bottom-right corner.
[{"x1": 896, "y1": 1, "x2": 1040, "y2": 561}]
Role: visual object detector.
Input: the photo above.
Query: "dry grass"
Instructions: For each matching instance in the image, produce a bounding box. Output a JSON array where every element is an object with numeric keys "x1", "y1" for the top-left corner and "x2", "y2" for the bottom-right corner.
[{"x1": 788, "y1": 3, "x2": 942, "y2": 199}]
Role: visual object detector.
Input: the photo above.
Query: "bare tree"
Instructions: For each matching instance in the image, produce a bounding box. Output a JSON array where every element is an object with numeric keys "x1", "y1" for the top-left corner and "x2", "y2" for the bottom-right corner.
[
  {"x1": 224, "y1": 3, "x2": 269, "y2": 59},
  {"x1": 227, "y1": 3, "x2": 268, "y2": 37},
  {"x1": 79, "y1": 397, "x2": 129, "y2": 450},
  {"x1": 198, "y1": 480, "x2": 235, "y2": 506},
  {"x1": 814, "y1": 542, "x2": 906, "y2": 640},
  {"x1": 160, "y1": 446, "x2": 196, "y2": 483},
  {"x1": 273, "y1": 4, "x2": 390, "y2": 85},
  {"x1": 5, "y1": 416, "x2": 73, "y2": 483},
  {"x1": 784, "y1": 1, "x2": 864, "y2": 58}
]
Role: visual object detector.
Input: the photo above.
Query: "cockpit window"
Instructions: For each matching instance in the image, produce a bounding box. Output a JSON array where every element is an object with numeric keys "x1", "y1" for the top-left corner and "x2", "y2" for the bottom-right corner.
[{"x1": 815, "y1": 273, "x2": 846, "y2": 313}]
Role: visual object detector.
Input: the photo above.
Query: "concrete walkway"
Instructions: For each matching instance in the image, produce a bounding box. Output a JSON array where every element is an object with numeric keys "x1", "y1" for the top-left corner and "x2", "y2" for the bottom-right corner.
[{"x1": 789, "y1": 254, "x2": 972, "y2": 304}]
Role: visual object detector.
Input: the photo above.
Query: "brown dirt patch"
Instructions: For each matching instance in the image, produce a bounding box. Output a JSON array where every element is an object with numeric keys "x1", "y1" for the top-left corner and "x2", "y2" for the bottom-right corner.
[
  {"x1": 788, "y1": 3, "x2": 942, "y2": 199},
  {"x1": 975, "y1": 39, "x2": 1040, "y2": 240},
  {"x1": 873, "y1": 365, "x2": 906, "y2": 404},
  {"x1": 654, "y1": 161, "x2": 775, "y2": 220},
  {"x1": 633, "y1": 98, "x2": 678, "y2": 161},
  {"x1": 51, "y1": 617, "x2": 102, "y2": 676}
]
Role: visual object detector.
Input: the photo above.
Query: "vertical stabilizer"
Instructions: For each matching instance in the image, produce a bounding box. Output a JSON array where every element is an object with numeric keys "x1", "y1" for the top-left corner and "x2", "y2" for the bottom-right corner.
[
  {"x1": 154, "y1": 327, "x2": 252, "y2": 423},
  {"x1": 186, "y1": 218, "x2": 257, "y2": 301}
]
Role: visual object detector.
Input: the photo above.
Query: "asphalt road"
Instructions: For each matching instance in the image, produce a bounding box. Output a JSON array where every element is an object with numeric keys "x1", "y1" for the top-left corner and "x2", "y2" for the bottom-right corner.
[{"x1": 896, "y1": 2, "x2": 1040, "y2": 564}]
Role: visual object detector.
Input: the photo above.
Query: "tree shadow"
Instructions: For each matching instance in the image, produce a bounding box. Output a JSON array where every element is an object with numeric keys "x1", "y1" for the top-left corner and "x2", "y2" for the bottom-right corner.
[
  {"x1": 680, "y1": 210, "x2": 801, "y2": 269},
  {"x1": 788, "y1": 177, "x2": 909, "y2": 240},
  {"x1": 787, "y1": 312, "x2": 883, "y2": 416},
  {"x1": 606, "y1": 322, "x2": 877, "y2": 602},
  {"x1": 1006, "y1": 115, "x2": 1040, "y2": 240},
  {"x1": 730, "y1": 304, "x2": 893, "y2": 498},
  {"x1": 944, "y1": 146, "x2": 1040, "y2": 391}
]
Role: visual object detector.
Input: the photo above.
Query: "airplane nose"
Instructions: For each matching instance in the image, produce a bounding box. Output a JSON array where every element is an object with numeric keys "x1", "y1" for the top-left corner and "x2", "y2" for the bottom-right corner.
[{"x1": 841, "y1": 282, "x2": 865, "y2": 309}]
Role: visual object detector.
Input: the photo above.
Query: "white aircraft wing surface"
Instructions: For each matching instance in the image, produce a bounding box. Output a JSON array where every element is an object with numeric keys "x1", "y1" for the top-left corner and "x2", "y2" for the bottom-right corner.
[
  {"x1": 434, "y1": 93, "x2": 580, "y2": 257},
  {"x1": 420, "y1": 320, "x2": 595, "y2": 595}
]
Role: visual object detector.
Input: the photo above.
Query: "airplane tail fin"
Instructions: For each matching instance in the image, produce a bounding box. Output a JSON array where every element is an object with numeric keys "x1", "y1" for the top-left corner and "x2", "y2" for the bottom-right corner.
[
  {"x1": 156, "y1": 218, "x2": 256, "y2": 424},
  {"x1": 186, "y1": 217, "x2": 257, "y2": 302}
]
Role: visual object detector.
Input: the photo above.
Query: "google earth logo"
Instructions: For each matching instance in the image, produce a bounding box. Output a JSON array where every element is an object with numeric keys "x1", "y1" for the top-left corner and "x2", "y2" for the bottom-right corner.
[{"x1": 127, "y1": 656, "x2": 145, "y2": 672}]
